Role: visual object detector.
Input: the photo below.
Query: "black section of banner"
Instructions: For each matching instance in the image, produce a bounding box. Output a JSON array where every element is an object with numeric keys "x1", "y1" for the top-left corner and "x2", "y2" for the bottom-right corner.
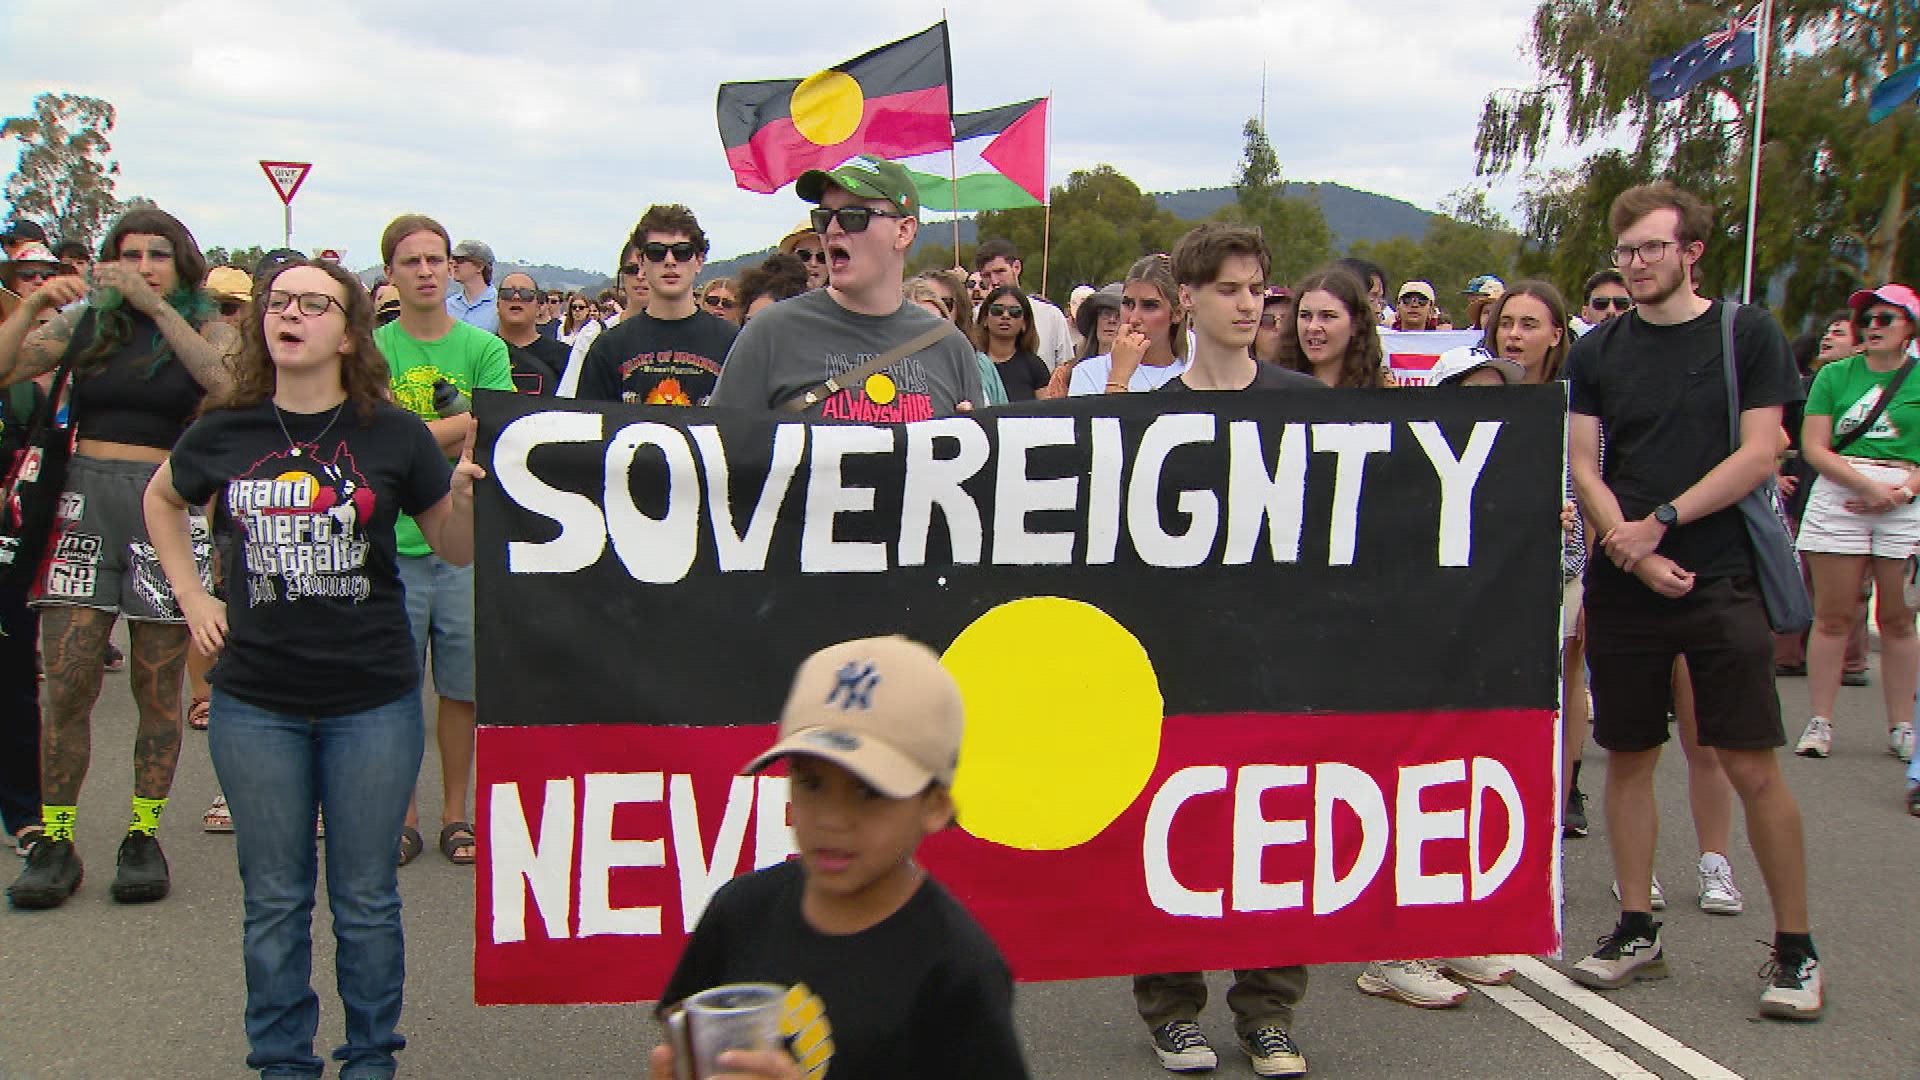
[
  {"x1": 474, "y1": 389, "x2": 1565, "y2": 726},
  {"x1": 715, "y1": 22, "x2": 951, "y2": 148},
  {"x1": 952, "y1": 99, "x2": 1043, "y2": 141}
]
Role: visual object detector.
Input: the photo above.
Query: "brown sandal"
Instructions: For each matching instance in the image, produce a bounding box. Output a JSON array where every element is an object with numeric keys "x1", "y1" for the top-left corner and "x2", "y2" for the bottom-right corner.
[
  {"x1": 188, "y1": 696, "x2": 211, "y2": 731},
  {"x1": 439, "y1": 822, "x2": 476, "y2": 865},
  {"x1": 398, "y1": 825, "x2": 423, "y2": 866}
]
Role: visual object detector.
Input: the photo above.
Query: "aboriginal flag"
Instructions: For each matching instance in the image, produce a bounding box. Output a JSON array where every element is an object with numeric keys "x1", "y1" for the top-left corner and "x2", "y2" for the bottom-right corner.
[{"x1": 717, "y1": 23, "x2": 954, "y2": 194}]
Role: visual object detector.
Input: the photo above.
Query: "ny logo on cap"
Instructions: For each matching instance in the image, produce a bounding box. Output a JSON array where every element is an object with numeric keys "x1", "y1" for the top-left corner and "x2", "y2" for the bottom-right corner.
[{"x1": 825, "y1": 661, "x2": 881, "y2": 710}]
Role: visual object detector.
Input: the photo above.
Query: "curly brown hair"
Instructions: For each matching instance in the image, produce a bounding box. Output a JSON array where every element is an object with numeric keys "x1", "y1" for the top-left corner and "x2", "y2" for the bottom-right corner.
[
  {"x1": 1276, "y1": 266, "x2": 1387, "y2": 388},
  {"x1": 209, "y1": 258, "x2": 392, "y2": 421}
]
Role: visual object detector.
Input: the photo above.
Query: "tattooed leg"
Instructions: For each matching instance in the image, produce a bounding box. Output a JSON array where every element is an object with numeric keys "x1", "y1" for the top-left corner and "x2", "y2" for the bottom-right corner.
[
  {"x1": 127, "y1": 621, "x2": 190, "y2": 801},
  {"x1": 39, "y1": 606, "x2": 116, "y2": 805}
]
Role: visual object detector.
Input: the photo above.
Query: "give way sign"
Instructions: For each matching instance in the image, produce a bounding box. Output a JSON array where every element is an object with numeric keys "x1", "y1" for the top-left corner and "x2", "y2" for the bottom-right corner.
[{"x1": 259, "y1": 161, "x2": 313, "y2": 206}]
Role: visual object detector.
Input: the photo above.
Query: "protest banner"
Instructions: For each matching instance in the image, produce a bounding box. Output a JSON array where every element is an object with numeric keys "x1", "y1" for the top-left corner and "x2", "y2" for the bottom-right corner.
[
  {"x1": 470, "y1": 387, "x2": 1568, "y2": 1006},
  {"x1": 1382, "y1": 329, "x2": 1483, "y2": 386}
]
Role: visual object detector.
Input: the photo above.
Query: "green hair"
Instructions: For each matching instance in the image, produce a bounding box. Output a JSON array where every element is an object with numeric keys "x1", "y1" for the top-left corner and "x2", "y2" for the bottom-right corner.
[{"x1": 76, "y1": 285, "x2": 218, "y2": 378}]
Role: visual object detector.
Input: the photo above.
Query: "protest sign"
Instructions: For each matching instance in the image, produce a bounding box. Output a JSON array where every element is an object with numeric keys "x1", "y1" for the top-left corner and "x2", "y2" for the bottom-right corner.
[
  {"x1": 470, "y1": 388, "x2": 1567, "y2": 1005},
  {"x1": 1382, "y1": 329, "x2": 1483, "y2": 386}
]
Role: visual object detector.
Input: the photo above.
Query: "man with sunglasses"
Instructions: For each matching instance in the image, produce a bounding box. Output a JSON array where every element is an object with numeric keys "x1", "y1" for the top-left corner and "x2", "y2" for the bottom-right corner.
[
  {"x1": 1391, "y1": 281, "x2": 1438, "y2": 332},
  {"x1": 496, "y1": 272, "x2": 568, "y2": 396},
  {"x1": 534, "y1": 290, "x2": 564, "y2": 340},
  {"x1": 711, "y1": 159, "x2": 979, "y2": 420},
  {"x1": 571, "y1": 205, "x2": 737, "y2": 406},
  {"x1": 1574, "y1": 269, "x2": 1634, "y2": 336},
  {"x1": 1564, "y1": 183, "x2": 1821, "y2": 1020}
]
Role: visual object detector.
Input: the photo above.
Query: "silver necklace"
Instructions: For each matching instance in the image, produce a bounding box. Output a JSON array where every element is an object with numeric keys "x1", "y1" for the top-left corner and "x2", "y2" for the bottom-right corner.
[{"x1": 273, "y1": 400, "x2": 345, "y2": 457}]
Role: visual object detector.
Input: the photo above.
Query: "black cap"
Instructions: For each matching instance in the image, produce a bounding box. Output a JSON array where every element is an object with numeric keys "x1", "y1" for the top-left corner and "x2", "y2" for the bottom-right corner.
[
  {"x1": 252, "y1": 248, "x2": 305, "y2": 285},
  {"x1": 2, "y1": 220, "x2": 47, "y2": 245}
]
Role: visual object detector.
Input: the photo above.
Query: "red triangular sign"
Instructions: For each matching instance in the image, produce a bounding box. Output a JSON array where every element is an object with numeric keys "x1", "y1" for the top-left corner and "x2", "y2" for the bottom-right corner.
[
  {"x1": 980, "y1": 99, "x2": 1047, "y2": 204},
  {"x1": 259, "y1": 161, "x2": 313, "y2": 206}
]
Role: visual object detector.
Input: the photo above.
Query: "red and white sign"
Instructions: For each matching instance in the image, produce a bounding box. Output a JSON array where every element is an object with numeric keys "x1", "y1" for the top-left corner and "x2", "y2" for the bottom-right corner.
[
  {"x1": 1381, "y1": 329, "x2": 1482, "y2": 387},
  {"x1": 259, "y1": 161, "x2": 313, "y2": 206},
  {"x1": 474, "y1": 708, "x2": 1560, "y2": 1006}
]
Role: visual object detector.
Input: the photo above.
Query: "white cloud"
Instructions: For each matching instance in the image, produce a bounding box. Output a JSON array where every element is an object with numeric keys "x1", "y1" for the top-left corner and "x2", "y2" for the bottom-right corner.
[{"x1": 0, "y1": 0, "x2": 1609, "y2": 272}]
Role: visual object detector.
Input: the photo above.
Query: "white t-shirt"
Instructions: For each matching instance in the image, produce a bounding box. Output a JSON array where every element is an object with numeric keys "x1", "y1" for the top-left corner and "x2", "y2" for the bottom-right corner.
[
  {"x1": 1067, "y1": 353, "x2": 1190, "y2": 396},
  {"x1": 1030, "y1": 297, "x2": 1076, "y2": 371}
]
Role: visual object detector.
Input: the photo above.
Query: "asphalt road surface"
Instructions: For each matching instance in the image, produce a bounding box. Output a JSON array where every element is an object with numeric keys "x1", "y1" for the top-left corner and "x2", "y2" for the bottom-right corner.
[{"x1": 2, "y1": 635, "x2": 1916, "y2": 1079}]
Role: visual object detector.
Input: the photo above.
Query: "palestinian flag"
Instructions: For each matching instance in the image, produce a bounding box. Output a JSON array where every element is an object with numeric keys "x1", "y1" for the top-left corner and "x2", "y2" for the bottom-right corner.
[
  {"x1": 716, "y1": 23, "x2": 954, "y2": 195},
  {"x1": 900, "y1": 98, "x2": 1050, "y2": 212}
]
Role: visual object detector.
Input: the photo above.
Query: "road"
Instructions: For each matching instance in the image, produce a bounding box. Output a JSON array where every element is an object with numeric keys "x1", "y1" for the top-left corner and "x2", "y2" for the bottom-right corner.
[{"x1": 2, "y1": 635, "x2": 1916, "y2": 1079}]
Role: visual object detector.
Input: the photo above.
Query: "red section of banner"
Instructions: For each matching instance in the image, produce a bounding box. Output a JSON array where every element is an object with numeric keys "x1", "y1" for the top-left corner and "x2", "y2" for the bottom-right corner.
[
  {"x1": 474, "y1": 709, "x2": 1559, "y2": 1006},
  {"x1": 258, "y1": 160, "x2": 313, "y2": 205}
]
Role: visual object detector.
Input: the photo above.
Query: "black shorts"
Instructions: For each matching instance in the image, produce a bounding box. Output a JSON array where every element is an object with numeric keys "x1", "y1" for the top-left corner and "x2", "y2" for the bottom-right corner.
[{"x1": 1584, "y1": 575, "x2": 1784, "y2": 753}]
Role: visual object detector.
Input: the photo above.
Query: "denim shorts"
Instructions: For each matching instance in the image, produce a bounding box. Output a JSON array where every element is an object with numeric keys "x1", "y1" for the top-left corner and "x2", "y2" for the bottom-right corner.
[{"x1": 396, "y1": 553, "x2": 474, "y2": 702}]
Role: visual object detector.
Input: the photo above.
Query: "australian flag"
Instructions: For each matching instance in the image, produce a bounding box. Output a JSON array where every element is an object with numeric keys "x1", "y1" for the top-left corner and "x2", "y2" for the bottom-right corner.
[{"x1": 1649, "y1": 7, "x2": 1761, "y2": 102}]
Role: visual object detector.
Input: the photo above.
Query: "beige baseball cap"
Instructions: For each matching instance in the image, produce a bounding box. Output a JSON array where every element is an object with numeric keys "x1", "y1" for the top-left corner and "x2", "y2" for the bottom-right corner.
[{"x1": 742, "y1": 636, "x2": 963, "y2": 798}]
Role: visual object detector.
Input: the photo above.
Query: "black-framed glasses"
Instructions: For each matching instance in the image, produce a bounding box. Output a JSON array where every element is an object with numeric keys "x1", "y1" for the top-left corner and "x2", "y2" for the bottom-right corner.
[
  {"x1": 810, "y1": 206, "x2": 905, "y2": 234},
  {"x1": 264, "y1": 290, "x2": 346, "y2": 317},
  {"x1": 218, "y1": 300, "x2": 244, "y2": 316},
  {"x1": 795, "y1": 249, "x2": 827, "y2": 265},
  {"x1": 642, "y1": 241, "x2": 699, "y2": 263},
  {"x1": 985, "y1": 303, "x2": 1024, "y2": 318},
  {"x1": 1861, "y1": 311, "x2": 1904, "y2": 329},
  {"x1": 569, "y1": 302, "x2": 589, "y2": 311},
  {"x1": 498, "y1": 287, "x2": 540, "y2": 301},
  {"x1": 618, "y1": 263, "x2": 641, "y2": 276},
  {"x1": 704, "y1": 294, "x2": 737, "y2": 310},
  {"x1": 1589, "y1": 296, "x2": 1634, "y2": 312},
  {"x1": 1397, "y1": 294, "x2": 1430, "y2": 306},
  {"x1": 1610, "y1": 239, "x2": 1677, "y2": 267}
]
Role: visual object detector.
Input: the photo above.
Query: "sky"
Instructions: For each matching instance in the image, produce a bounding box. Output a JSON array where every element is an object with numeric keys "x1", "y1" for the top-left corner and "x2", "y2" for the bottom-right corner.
[{"x1": 0, "y1": 0, "x2": 1602, "y2": 274}]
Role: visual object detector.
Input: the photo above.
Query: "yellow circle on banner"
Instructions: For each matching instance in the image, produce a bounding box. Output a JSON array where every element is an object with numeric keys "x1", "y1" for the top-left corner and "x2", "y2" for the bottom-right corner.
[
  {"x1": 791, "y1": 70, "x2": 863, "y2": 146},
  {"x1": 944, "y1": 598, "x2": 1163, "y2": 850},
  {"x1": 864, "y1": 372, "x2": 897, "y2": 405}
]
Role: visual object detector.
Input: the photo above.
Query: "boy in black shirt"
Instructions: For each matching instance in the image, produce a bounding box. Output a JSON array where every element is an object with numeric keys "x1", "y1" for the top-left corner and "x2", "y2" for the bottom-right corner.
[
  {"x1": 650, "y1": 637, "x2": 1029, "y2": 1080},
  {"x1": 575, "y1": 204, "x2": 737, "y2": 405}
]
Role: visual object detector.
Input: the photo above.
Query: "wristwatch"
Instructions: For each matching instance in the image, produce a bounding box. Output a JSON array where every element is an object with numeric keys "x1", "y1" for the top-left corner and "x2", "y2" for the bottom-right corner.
[{"x1": 1653, "y1": 503, "x2": 1679, "y2": 527}]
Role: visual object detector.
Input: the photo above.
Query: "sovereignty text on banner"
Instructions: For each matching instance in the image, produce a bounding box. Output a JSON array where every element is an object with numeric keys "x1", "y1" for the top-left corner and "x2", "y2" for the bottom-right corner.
[{"x1": 469, "y1": 387, "x2": 1569, "y2": 1006}]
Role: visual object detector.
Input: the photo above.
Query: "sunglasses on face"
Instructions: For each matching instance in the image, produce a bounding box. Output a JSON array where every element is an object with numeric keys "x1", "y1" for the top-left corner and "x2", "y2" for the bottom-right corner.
[
  {"x1": 14, "y1": 268, "x2": 58, "y2": 283},
  {"x1": 642, "y1": 241, "x2": 699, "y2": 263},
  {"x1": 569, "y1": 302, "x2": 589, "y2": 311},
  {"x1": 986, "y1": 303, "x2": 1024, "y2": 318},
  {"x1": 1862, "y1": 312, "x2": 1904, "y2": 329},
  {"x1": 618, "y1": 263, "x2": 641, "y2": 276},
  {"x1": 498, "y1": 287, "x2": 540, "y2": 301},
  {"x1": 264, "y1": 290, "x2": 346, "y2": 318},
  {"x1": 809, "y1": 205, "x2": 905, "y2": 234},
  {"x1": 1589, "y1": 297, "x2": 1634, "y2": 312},
  {"x1": 705, "y1": 294, "x2": 737, "y2": 310},
  {"x1": 1397, "y1": 294, "x2": 1430, "y2": 306},
  {"x1": 218, "y1": 300, "x2": 245, "y2": 317}
]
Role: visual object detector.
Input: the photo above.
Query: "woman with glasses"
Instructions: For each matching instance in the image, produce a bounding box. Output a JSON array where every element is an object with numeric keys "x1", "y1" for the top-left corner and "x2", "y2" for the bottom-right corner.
[
  {"x1": 0, "y1": 207, "x2": 232, "y2": 911},
  {"x1": 701, "y1": 277, "x2": 741, "y2": 326},
  {"x1": 1793, "y1": 284, "x2": 1920, "y2": 768},
  {"x1": 1069, "y1": 255, "x2": 1190, "y2": 396},
  {"x1": 143, "y1": 257, "x2": 478, "y2": 1079},
  {"x1": 972, "y1": 285, "x2": 1050, "y2": 402}
]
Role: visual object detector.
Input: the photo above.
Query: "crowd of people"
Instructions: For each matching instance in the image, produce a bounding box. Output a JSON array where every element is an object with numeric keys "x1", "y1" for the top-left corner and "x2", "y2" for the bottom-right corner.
[{"x1": 0, "y1": 164, "x2": 1904, "y2": 1077}]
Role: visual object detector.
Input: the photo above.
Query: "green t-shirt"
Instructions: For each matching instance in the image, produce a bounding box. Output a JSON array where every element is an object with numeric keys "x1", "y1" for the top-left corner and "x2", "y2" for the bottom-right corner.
[
  {"x1": 375, "y1": 318, "x2": 513, "y2": 556},
  {"x1": 1806, "y1": 352, "x2": 1920, "y2": 465}
]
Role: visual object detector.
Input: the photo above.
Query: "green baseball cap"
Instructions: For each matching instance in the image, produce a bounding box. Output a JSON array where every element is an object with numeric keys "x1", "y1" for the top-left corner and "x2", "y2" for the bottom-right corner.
[{"x1": 796, "y1": 158, "x2": 921, "y2": 220}]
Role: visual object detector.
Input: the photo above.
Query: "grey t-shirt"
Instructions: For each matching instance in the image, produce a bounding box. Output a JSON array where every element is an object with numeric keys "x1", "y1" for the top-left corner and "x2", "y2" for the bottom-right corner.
[{"x1": 710, "y1": 288, "x2": 983, "y2": 421}]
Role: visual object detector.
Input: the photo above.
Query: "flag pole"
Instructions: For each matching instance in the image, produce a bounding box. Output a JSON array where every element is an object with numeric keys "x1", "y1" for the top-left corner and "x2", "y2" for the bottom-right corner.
[
  {"x1": 944, "y1": 9, "x2": 962, "y2": 262},
  {"x1": 1040, "y1": 93, "x2": 1053, "y2": 298},
  {"x1": 1740, "y1": 0, "x2": 1773, "y2": 304}
]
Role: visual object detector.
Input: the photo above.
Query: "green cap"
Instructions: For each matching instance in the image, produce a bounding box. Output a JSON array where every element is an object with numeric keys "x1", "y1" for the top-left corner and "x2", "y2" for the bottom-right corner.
[{"x1": 796, "y1": 158, "x2": 922, "y2": 220}]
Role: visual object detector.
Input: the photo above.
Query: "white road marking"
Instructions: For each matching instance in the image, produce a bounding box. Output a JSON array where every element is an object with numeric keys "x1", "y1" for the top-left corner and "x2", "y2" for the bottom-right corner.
[
  {"x1": 1509, "y1": 955, "x2": 1747, "y2": 1080},
  {"x1": 1474, "y1": 981, "x2": 1663, "y2": 1078}
]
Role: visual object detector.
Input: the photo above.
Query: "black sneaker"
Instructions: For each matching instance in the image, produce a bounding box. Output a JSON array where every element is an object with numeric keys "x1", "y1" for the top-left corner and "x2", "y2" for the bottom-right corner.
[
  {"x1": 1239, "y1": 1026, "x2": 1308, "y2": 1077},
  {"x1": 1570, "y1": 918, "x2": 1668, "y2": 989},
  {"x1": 8, "y1": 835, "x2": 82, "y2": 909},
  {"x1": 110, "y1": 832, "x2": 170, "y2": 903},
  {"x1": 1563, "y1": 787, "x2": 1589, "y2": 838},
  {"x1": 1150, "y1": 1020, "x2": 1218, "y2": 1072}
]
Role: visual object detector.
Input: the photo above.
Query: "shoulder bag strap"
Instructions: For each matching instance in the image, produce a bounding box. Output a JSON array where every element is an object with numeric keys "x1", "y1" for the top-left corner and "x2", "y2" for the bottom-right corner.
[
  {"x1": 776, "y1": 323, "x2": 957, "y2": 414},
  {"x1": 1830, "y1": 355, "x2": 1917, "y2": 454},
  {"x1": 1720, "y1": 301, "x2": 1743, "y2": 455}
]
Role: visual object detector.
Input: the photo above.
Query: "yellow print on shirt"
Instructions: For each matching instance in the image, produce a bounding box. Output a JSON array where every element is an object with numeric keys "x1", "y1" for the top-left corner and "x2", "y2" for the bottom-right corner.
[{"x1": 780, "y1": 983, "x2": 833, "y2": 1078}]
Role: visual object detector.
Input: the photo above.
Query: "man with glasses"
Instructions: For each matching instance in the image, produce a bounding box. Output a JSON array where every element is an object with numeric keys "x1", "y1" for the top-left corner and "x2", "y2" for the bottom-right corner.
[
  {"x1": 534, "y1": 290, "x2": 564, "y2": 340},
  {"x1": 1391, "y1": 281, "x2": 1438, "y2": 331},
  {"x1": 496, "y1": 272, "x2": 567, "y2": 396},
  {"x1": 571, "y1": 205, "x2": 737, "y2": 405},
  {"x1": 712, "y1": 159, "x2": 980, "y2": 419},
  {"x1": 778, "y1": 223, "x2": 829, "y2": 290},
  {"x1": 975, "y1": 238, "x2": 1075, "y2": 370},
  {"x1": 445, "y1": 239, "x2": 499, "y2": 333},
  {"x1": 1574, "y1": 269, "x2": 1635, "y2": 336},
  {"x1": 1564, "y1": 183, "x2": 1822, "y2": 1020}
]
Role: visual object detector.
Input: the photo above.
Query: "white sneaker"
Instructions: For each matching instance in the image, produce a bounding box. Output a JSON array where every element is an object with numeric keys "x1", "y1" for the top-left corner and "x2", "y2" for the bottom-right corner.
[
  {"x1": 1796, "y1": 716, "x2": 1834, "y2": 758},
  {"x1": 1610, "y1": 874, "x2": 1666, "y2": 911},
  {"x1": 1758, "y1": 952, "x2": 1824, "y2": 1020},
  {"x1": 1570, "y1": 919, "x2": 1669, "y2": 990},
  {"x1": 1696, "y1": 852, "x2": 1744, "y2": 915},
  {"x1": 1356, "y1": 960, "x2": 1469, "y2": 1008},
  {"x1": 1889, "y1": 722, "x2": 1915, "y2": 764},
  {"x1": 1440, "y1": 955, "x2": 1516, "y2": 985}
]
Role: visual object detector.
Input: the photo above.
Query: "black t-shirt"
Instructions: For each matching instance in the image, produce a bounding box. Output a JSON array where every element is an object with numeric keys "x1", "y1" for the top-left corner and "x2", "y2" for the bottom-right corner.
[
  {"x1": 70, "y1": 308, "x2": 210, "y2": 449},
  {"x1": 167, "y1": 400, "x2": 453, "y2": 716},
  {"x1": 1159, "y1": 360, "x2": 1328, "y2": 392},
  {"x1": 506, "y1": 336, "x2": 569, "y2": 396},
  {"x1": 661, "y1": 860, "x2": 1029, "y2": 1080},
  {"x1": 575, "y1": 308, "x2": 738, "y2": 405},
  {"x1": 993, "y1": 351, "x2": 1051, "y2": 402},
  {"x1": 1566, "y1": 302, "x2": 1802, "y2": 595}
]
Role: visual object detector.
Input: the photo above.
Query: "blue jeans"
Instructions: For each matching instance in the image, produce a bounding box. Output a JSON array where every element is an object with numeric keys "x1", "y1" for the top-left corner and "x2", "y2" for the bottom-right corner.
[{"x1": 209, "y1": 689, "x2": 425, "y2": 1080}]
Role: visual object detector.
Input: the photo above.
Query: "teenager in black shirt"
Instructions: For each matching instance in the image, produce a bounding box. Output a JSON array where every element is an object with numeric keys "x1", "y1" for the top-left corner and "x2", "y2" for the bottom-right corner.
[
  {"x1": 142, "y1": 258, "x2": 481, "y2": 1078},
  {"x1": 651, "y1": 637, "x2": 1029, "y2": 1080},
  {"x1": 574, "y1": 204, "x2": 738, "y2": 405}
]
